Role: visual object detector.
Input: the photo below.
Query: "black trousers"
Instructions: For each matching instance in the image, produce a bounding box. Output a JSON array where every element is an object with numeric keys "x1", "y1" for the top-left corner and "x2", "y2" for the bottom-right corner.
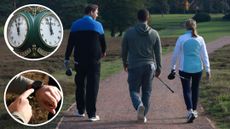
[
  {"x1": 179, "y1": 70, "x2": 202, "y2": 110},
  {"x1": 75, "y1": 62, "x2": 100, "y2": 118}
]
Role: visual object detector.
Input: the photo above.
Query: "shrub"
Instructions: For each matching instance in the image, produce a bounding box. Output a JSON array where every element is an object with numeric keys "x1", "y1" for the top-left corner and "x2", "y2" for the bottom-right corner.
[
  {"x1": 223, "y1": 14, "x2": 230, "y2": 21},
  {"x1": 192, "y1": 12, "x2": 211, "y2": 22}
]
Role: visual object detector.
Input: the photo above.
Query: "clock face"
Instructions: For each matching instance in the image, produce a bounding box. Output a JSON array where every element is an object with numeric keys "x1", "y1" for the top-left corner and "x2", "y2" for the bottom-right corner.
[
  {"x1": 39, "y1": 14, "x2": 63, "y2": 48},
  {"x1": 7, "y1": 14, "x2": 28, "y2": 48}
]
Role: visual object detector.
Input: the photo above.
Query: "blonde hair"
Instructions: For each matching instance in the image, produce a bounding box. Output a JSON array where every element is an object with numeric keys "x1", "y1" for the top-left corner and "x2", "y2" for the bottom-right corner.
[{"x1": 185, "y1": 19, "x2": 198, "y2": 37}]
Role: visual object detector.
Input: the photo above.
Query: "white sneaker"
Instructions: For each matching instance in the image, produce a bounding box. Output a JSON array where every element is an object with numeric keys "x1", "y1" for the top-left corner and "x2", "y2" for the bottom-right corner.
[
  {"x1": 137, "y1": 104, "x2": 145, "y2": 122},
  {"x1": 193, "y1": 110, "x2": 198, "y2": 118},
  {"x1": 89, "y1": 115, "x2": 100, "y2": 122},
  {"x1": 144, "y1": 117, "x2": 147, "y2": 123},
  {"x1": 186, "y1": 110, "x2": 195, "y2": 123},
  {"x1": 76, "y1": 112, "x2": 85, "y2": 117}
]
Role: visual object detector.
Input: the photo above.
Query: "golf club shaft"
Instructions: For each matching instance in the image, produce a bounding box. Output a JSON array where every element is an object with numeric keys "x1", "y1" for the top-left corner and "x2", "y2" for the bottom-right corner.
[
  {"x1": 157, "y1": 77, "x2": 174, "y2": 93},
  {"x1": 175, "y1": 73, "x2": 189, "y2": 80}
]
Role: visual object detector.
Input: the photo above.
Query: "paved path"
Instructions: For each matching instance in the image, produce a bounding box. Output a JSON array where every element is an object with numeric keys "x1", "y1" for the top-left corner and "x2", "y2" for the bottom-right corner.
[{"x1": 56, "y1": 37, "x2": 230, "y2": 129}]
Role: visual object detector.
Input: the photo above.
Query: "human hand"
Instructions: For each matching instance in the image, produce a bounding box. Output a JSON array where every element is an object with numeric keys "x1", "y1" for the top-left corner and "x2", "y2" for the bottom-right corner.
[
  {"x1": 8, "y1": 89, "x2": 34, "y2": 123},
  {"x1": 123, "y1": 64, "x2": 128, "y2": 72},
  {"x1": 64, "y1": 60, "x2": 70, "y2": 69},
  {"x1": 155, "y1": 70, "x2": 161, "y2": 77},
  {"x1": 101, "y1": 52, "x2": 106, "y2": 58},
  {"x1": 35, "y1": 85, "x2": 62, "y2": 114},
  {"x1": 206, "y1": 72, "x2": 211, "y2": 81}
]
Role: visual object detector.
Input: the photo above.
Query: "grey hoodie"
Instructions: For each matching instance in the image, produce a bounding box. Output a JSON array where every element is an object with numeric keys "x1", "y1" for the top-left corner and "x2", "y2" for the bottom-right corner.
[{"x1": 122, "y1": 22, "x2": 162, "y2": 72}]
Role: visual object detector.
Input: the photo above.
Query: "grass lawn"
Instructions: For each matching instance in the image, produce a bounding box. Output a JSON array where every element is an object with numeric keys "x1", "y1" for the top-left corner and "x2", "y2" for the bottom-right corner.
[
  {"x1": 200, "y1": 45, "x2": 230, "y2": 129},
  {"x1": 151, "y1": 14, "x2": 230, "y2": 42}
]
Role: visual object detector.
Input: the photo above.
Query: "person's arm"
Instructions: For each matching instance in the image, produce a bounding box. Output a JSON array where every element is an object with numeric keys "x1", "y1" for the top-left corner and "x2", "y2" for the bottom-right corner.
[
  {"x1": 7, "y1": 75, "x2": 34, "y2": 94},
  {"x1": 99, "y1": 34, "x2": 106, "y2": 57},
  {"x1": 170, "y1": 36, "x2": 181, "y2": 71},
  {"x1": 154, "y1": 32, "x2": 162, "y2": 77},
  {"x1": 121, "y1": 32, "x2": 128, "y2": 72},
  {"x1": 98, "y1": 22, "x2": 106, "y2": 57},
  {"x1": 64, "y1": 31, "x2": 75, "y2": 61},
  {"x1": 200, "y1": 37, "x2": 211, "y2": 80}
]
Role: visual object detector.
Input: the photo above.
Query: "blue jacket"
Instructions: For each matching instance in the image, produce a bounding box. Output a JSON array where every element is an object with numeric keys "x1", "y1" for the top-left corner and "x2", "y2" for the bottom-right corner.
[{"x1": 65, "y1": 16, "x2": 106, "y2": 63}]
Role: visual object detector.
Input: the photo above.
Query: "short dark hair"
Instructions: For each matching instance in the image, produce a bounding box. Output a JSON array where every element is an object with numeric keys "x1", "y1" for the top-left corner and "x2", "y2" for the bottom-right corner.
[
  {"x1": 137, "y1": 9, "x2": 150, "y2": 22},
  {"x1": 84, "y1": 4, "x2": 98, "y2": 14}
]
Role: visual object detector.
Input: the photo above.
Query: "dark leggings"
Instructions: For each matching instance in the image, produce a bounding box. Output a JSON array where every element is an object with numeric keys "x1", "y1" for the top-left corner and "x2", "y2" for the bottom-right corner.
[{"x1": 179, "y1": 71, "x2": 202, "y2": 110}]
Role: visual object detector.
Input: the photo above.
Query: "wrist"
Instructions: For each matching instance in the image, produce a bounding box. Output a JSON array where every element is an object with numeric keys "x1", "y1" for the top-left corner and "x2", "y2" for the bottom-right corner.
[{"x1": 30, "y1": 80, "x2": 44, "y2": 96}]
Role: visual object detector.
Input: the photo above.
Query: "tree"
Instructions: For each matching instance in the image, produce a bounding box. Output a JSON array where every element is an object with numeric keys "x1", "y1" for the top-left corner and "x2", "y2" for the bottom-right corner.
[
  {"x1": 0, "y1": 0, "x2": 15, "y2": 25},
  {"x1": 148, "y1": 0, "x2": 169, "y2": 15},
  {"x1": 99, "y1": 0, "x2": 144, "y2": 37}
]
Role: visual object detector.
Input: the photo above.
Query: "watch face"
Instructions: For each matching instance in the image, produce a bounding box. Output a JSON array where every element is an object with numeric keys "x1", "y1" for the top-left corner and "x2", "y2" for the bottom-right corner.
[
  {"x1": 7, "y1": 14, "x2": 28, "y2": 48},
  {"x1": 39, "y1": 14, "x2": 63, "y2": 48}
]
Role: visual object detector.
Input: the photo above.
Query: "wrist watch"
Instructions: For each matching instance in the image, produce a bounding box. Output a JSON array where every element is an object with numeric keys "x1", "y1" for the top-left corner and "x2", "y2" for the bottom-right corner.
[{"x1": 31, "y1": 80, "x2": 43, "y2": 96}]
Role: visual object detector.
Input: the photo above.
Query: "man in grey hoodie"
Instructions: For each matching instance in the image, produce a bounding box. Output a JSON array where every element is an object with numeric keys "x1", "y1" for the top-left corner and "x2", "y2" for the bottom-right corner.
[{"x1": 122, "y1": 9, "x2": 162, "y2": 123}]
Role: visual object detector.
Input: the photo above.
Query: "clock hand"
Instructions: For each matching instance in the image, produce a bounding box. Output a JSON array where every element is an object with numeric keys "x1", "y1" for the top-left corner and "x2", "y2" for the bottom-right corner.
[
  {"x1": 49, "y1": 17, "x2": 54, "y2": 35},
  {"x1": 15, "y1": 20, "x2": 20, "y2": 35}
]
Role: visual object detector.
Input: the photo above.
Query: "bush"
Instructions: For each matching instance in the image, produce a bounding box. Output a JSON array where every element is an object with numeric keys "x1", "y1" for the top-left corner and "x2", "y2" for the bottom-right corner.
[
  {"x1": 223, "y1": 14, "x2": 230, "y2": 21},
  {"x1": 192, "y1": 12, "x2": 211, "y2": 22}
]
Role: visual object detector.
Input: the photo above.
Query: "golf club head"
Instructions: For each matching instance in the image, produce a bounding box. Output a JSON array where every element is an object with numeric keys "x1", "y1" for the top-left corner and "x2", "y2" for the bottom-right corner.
[
  {"x1": 168, "y1": 70, "x2": 176, "y2": 80},
  {"x1": 65, "y1": 68, "x2": 72, "y2": 76}
]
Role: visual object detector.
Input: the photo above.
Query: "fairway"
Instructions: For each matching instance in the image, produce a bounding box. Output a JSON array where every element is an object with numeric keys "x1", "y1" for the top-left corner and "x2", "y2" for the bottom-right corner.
[{"x1": 151, "y1": 14, "x2": 230, "y2": 42}]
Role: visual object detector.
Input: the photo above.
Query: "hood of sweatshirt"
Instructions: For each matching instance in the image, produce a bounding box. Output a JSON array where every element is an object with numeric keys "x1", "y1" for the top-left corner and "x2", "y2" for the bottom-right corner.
[{"x1": 135, "y1": 23, "x2": 152, "y2": 36}]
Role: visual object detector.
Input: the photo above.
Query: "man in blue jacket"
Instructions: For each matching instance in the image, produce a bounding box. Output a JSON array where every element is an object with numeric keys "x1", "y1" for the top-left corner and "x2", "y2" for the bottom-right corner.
[{"x1": 64, "y1": 4, "x2": 106, "y2": 122}]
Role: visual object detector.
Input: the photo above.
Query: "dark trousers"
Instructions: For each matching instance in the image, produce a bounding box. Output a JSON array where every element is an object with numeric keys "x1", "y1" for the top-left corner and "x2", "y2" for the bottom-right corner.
[
  {"x1": 75, "y1": 62, "x2": 100, "y2": 118},
  {"x1": 179, "y1": 71, "x2": 202, "y2": 110}
]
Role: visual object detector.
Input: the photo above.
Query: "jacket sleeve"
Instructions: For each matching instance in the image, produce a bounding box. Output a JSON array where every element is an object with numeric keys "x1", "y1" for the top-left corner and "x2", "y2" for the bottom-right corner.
[
  {"x1": 65, "y1": 31, "x2": 75, "y2": 60},
  {"x1": 170, "y1": 36, "x2": 181, "y2": 71},
  {"x1": 7, "y1": 75, "x2": 34, "y2": 94},
  {"x1": 200, "y1": 37, "x2": 210, "y2": 72},
  {"x1": 154, "y1": 32, "x2": 162, "y2": 73},
  {"x1": 99, "y1": 34, "x2": 106, "y2": 53},
  {"x1": 122, "y1": 33, "x2": 128, "y2": 66}
]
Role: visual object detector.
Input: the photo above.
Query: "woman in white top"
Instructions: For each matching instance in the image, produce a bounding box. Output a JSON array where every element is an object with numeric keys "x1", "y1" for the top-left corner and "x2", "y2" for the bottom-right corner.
[{"x1": 169, "y1": 19, "x2": 211, "y2": 123}]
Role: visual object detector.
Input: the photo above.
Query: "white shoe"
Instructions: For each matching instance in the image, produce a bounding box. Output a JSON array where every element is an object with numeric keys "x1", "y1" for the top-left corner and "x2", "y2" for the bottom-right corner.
[
  {"x1": 144, "y1": 117, "x2": 147, "y2": 123},
  {"x1": 76, "y1": 112, "x2": 85, "y2": 117},
  {"x1": 89, "y1": 115, "x2": 100, "y2": 122},
  {"x1": 137, "y1": 104, "x2": 145, "y2": 122},
  {"x1": 193, "y1": 110, "x2": 198, "y2": 118},
  {"x1": 186, "y1": 110, "x2": 195, "y2": 123}
]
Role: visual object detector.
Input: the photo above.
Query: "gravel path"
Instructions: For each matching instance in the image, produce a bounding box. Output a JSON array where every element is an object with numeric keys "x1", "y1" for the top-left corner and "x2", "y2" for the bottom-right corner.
[{"x1": 56, "y1": 36, "x2": 230, "y2": 129}]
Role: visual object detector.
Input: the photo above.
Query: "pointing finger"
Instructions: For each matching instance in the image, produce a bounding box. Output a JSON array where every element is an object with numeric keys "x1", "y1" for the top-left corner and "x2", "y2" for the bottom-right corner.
[{"x1": 20, "y1": 89, "x2": 34, "y2": 99}]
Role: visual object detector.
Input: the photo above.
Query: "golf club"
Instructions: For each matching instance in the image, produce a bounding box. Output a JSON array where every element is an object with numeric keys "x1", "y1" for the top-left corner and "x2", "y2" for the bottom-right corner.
[
  {"x1": 175, "y1": 73, "x2": 189, "y2": 80},
  {"x1": 157, "y1": 77, "x2": 174, "y2": 93}
]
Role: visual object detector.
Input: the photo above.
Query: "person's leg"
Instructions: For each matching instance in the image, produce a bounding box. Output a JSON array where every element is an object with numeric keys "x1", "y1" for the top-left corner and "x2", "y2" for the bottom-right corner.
[
  {"x1": 75, "y1": 64, "x2": 86, "y2": 114},
  {"x1": 128, "y1": 66, "x2": 143, "y2": 110},
  {"x1": 191, "y1": 71, "x2": 202, "y2": 110},
  {"x1": 179, "y1": 71, "x2": 192, "y2": 110},
  {"x1": 86, "y1": 62, "x2": 100, "y2": 118},
  {"x1": 141, "y1": 64, "x2": 154, "y2": 116}
]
